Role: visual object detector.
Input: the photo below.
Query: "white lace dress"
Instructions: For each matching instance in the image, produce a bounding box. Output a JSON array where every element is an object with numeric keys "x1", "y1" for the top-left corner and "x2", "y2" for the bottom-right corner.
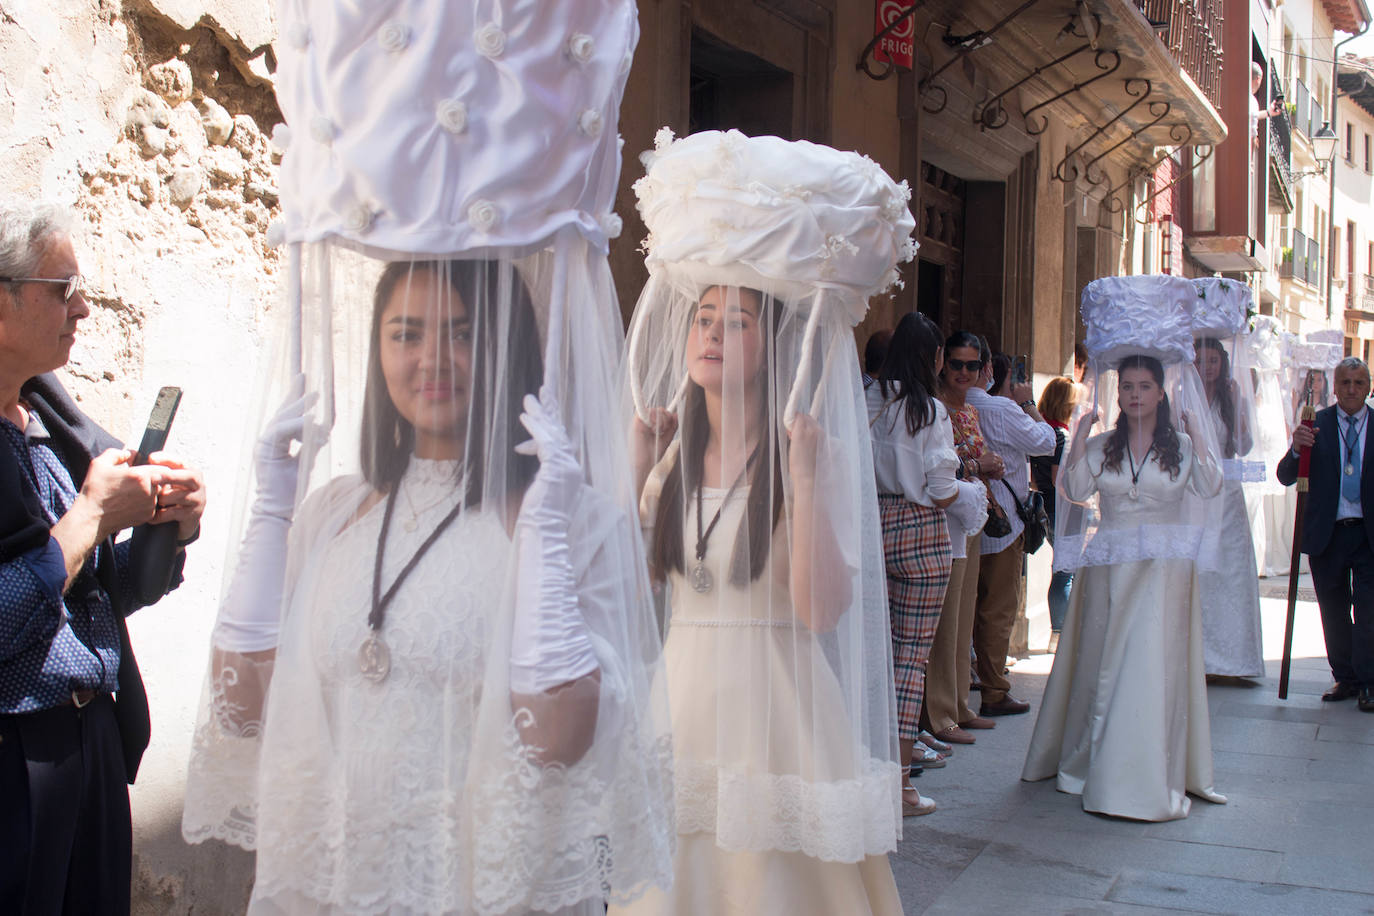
[{"x1": 185, "y1": 458, "x2": 652, "y2": 915}]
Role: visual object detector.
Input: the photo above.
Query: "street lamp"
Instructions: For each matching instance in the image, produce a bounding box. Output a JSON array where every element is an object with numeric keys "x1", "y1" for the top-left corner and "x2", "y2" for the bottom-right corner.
[
  {"x1": 1311, "y1": 121, "x2": 1338, "y2": 166},
  {"x1": 1293, "y1": 121, "x2": 1339, "y2": 178}
]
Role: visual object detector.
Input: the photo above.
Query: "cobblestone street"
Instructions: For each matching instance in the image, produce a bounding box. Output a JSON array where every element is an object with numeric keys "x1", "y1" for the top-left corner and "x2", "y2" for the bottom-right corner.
[{"x1": 893, "y1": 579, "x2": 1374, "y2": 915}]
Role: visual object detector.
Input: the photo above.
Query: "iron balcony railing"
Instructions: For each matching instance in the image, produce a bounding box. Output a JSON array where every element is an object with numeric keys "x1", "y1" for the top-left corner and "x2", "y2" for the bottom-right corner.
[
  {"x1": 1134, "y1": 0, "x2": 1223, "y2": 111},
  {"x1": 1270, "y1": 107, "x2": 1294, "y2": 200},
  {"x1": 1282, "y1": 228, "x2": 1323, "y2": 287}
]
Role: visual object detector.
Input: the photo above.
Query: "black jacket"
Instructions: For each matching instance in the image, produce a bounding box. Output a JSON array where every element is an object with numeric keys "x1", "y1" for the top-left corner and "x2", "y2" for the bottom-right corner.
[
  {"x1": 1, "y1": 374, "x2": 184, "y2": 781},
  {"x1": 1277, "y1": 403, "x2": 1374, "y2": 558}
]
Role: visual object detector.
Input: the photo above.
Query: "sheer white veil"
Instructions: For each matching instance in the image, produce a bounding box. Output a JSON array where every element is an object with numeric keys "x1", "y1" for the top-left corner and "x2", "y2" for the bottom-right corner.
[
  {"x1": 625, "y1": 129, "x2": 916, "y2": 860},
  {"x1": 1054, "y1": 275, "x2": 1225, "y2": 574},
  {"x1": 1189, "y1": 278, "x2": 1263, "y2": 483},
  {"x1": 1239, "y1": 315, "x2": 1289, "y2": 495},
  {"x1": 182, "y1": 3, "x2": 674, "y2": 914}
]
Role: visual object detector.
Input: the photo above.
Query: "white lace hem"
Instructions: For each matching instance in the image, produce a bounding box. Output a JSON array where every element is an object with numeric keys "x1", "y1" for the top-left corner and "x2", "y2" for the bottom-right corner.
[
  {"x1": 673, "y1": 756, "x2": 901, "y2": 863},
  {"x1": 1053, "y1": 525, "x2": 1223, "y2": 573}
]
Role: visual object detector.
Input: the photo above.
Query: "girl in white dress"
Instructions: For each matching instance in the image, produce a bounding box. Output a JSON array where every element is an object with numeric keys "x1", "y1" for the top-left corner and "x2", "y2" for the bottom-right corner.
[
  {"x1": 182, "y1": 4, "x2": 673, "y2": 912},
  {"x1": 1025, "y1": 275, "x2": 1228, "y2": 823},
  {"x1": 1194, "y1": 336, "x2": 1265, "y2": 680},
  {"x1": 616, "y1": 130, "x2": 916, "y2": 915}
]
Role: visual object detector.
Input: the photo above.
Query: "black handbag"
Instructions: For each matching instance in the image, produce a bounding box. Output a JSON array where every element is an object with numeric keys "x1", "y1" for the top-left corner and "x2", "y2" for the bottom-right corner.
[
  {"x1": 1002, "y1": 479, "x2": 1050, "y2": 554},
  {"x1": 981, "y1": 492, "x2": 1013, "y2": 539}
]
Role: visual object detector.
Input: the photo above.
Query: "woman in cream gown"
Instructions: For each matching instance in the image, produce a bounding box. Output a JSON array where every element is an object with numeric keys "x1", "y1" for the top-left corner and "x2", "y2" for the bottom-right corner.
[
  {"x1": 1194, "y1": 337, "x2": 1264, "y2": 680},
  {"x1": 617, "y1": 129, "x2": 915, "y2": 915},
  {"x1": 1023, "y1": 355, "x2": 1228, "y2": 822}
]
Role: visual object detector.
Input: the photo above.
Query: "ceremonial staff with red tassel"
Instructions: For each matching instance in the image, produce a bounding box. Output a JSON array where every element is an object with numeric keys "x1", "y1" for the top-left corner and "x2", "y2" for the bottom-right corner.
[{"x1": 1278, "y1": 378, "x2": 1316, "y2": 700}]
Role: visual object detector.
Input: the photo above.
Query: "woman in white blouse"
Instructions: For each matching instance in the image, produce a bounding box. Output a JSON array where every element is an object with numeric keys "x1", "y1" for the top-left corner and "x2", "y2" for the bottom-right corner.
[{"x1": 867, "y1": 312, "x2": 983, "y2": 815}]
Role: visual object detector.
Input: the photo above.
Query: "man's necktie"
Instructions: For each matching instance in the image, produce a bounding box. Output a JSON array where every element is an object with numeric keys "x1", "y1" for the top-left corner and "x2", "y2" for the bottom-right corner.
[{"x1": 1343, "y1": 414, "x2": 1362, "y2": 503}]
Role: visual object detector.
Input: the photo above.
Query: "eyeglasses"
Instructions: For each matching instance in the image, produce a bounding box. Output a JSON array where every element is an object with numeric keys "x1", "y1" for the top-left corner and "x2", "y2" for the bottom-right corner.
[
  {"x1": 0, "y1": 275, "x2": 85, "y2": 302},
  {"x1": 945, "y1": 358, "x2": 985, "y2": 372}
]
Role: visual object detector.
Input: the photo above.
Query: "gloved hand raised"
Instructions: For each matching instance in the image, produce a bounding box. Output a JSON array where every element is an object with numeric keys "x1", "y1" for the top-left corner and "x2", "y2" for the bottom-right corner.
[
  {"x1": 215, "y1": 378, "x2": 319, "y2": 653},
  {"x1": 509, "y1": 386, "x2": 599, "y2": 694}
]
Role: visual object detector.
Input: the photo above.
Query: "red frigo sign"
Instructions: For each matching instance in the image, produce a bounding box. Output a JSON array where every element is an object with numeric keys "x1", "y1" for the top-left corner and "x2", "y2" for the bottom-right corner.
[{"x1": 873, "y1": 0, "x2": 915, "y2": 70}]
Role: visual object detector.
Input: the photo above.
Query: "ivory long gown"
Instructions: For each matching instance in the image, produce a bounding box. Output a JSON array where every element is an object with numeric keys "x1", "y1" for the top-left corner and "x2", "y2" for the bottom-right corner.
[
  {"x1": 613, "y1": 460, "x2": 903, "y2": 916},
  {"x1": 1197, "y1": 400, "x2": 1265, "y2": 677},
  {"x1": 1022, "y1": 433, "x2": 1228, "y2": 822}
]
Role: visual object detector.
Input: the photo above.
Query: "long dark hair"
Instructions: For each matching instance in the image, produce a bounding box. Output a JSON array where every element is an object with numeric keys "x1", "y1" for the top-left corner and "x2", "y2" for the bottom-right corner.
[
  {"x1": 1102, "y1": 354, "x2": 1183, "y2": 480},
  {"x1": 878, "y1": 311, "x2": 943, "y2": 435},
  {"x1": 1196, "y1": 337, "x2": 1238, "y2": 458},
  {"x1": 989, "y1": 353, "x2": 1012, "y2": 396},
  {"x1": 361, "y1": 259, "x2": 542, "y2": 505},
  {"x1": 650, "y1": 289, "x2": 784, "y2": 587}
]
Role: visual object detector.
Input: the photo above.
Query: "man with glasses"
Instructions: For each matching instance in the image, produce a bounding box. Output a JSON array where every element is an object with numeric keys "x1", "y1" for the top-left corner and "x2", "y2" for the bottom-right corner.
[{"x1": 0, "y1": 203, "x2": 206, "y2": 913}]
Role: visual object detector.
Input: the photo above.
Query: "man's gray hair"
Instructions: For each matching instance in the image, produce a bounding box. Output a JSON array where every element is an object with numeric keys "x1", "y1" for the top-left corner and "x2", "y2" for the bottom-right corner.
[
  {"x1": 0, "y1": 203, "x2": 72, "y2": 280},
  {"x1": 1336, "y1": 355, "x2": 1370, "y2": 376},
  {"x1": 1251, "y1": 61, "x2": 1264, "y2": 80}
]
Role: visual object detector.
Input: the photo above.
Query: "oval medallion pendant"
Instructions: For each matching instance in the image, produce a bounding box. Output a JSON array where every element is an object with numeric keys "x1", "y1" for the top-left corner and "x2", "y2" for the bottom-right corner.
[
  {"x1": 359, "y1": 633, "x2": 392, "y2": 683},
  {"x1": 1128, "y1": 484, "x2": 1139, "y2": 500},
  {"x1": 689, "y1": 562, "x2": 714, "y2": 594}
]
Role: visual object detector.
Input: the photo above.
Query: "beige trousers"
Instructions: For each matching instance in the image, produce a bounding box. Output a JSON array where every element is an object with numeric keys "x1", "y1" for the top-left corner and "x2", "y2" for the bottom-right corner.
[
  {"x1": 973, "y1": 534, "x2": 1025, "y2": 704},
  {"x1": 921, "y1": 533, "x2": 982, "y2": 733}
]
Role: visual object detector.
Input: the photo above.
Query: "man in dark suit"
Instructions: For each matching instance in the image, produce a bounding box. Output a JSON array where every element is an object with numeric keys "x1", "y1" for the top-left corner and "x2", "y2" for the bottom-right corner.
[
  {"x1": 1278, "y1": 356, "x2": 1374, "y2": 712},
  {"x1": 0, "y1": 203, "x2": 206, "y2": 914}
]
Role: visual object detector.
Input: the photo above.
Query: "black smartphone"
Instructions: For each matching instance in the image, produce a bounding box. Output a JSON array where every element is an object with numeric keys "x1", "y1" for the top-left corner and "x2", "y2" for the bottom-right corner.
[
  {"x1": 1013, "y1": 355, "x2": 1030, "y2": 385},
  {"x1": 132, "y1": 386, "x2": 182, "y2": 466},
  {"x1": 129, "y1": 385, "x2": 184, "y2": 605}
]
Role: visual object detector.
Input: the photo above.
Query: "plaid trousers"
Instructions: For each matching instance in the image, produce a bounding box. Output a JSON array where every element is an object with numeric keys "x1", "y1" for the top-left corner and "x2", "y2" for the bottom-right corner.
[{"x1": 879, "y1": 495, "x2": 953, "y2": 741}]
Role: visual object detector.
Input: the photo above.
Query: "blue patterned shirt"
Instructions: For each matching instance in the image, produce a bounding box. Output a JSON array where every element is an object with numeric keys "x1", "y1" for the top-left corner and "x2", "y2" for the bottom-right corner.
[{"x1": 0, "y1": 411, "x2": 130, "y2": 713}]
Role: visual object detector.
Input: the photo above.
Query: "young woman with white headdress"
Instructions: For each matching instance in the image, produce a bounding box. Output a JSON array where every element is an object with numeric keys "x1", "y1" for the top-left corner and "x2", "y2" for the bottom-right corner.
[
  {"x1": 180, "y1": 4, "x2": 674, "y2": 913},
  {"x1": 1023, "y1": 274, "x2": 1228, "y2": 822},
  {"x1": 615, "y1": 129, "x2": 915, "y2": 914},
  {"x1": 1189, "y1": 278, "x2": 1264, "y2": 682}
]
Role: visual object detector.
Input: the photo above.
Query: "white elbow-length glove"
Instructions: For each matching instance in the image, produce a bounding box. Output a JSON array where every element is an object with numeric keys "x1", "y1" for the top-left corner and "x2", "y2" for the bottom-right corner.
[
  {"x1": 213, "y1": 381, "x2": 317, "y2": 652},
  {"x1": 945, "y1": 478, "x2": 989, "y2": 535},
  {"x1": 509, "y1": 386, "x2": 600, "y2": 694}
]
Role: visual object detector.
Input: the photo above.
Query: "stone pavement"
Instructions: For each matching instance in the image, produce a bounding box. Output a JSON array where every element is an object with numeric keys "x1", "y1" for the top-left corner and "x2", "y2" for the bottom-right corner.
[{"x1": 892, "y1": 581, "x2": 1374, "y2": 915}]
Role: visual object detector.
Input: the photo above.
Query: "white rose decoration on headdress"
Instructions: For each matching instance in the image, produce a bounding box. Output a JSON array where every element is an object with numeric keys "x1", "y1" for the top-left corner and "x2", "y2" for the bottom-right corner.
[
  {"x1": 598, "y1": 212, "x2": 623, "y2": 239},
  {"x1": 468, "y1": 199, "x2": 500, "y2": 232},
  {"x1": 343, "y1": 203, "x2": 375, "y2": 234},
  {"x1": 378, "y1": 21, "x2": 410, "y2": 53},
  {"x1": 578, "y1": 110, "x2": 604, "y2": 137},
  {"x1": 270, "y1": 123, "x2": 292, "y2": 152},
  {"x1": 310, "y1": 116, "x2": 336, "y2": 145},
  {"x1": 475, "y1": 23, "x2": 506, "y2": 59},
  {"x1": 436, "y1": 99, "x2": 468, "y2": 135},
  {"x1": 567, "y1": 33, "x2": 595, "y2": 64},
  {"x1": 285, "y1": 23, "x2": 310, "y2": 50}
]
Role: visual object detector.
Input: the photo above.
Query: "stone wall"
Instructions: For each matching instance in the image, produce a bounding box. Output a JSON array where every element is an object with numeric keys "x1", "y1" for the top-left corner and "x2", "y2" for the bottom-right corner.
[{"x1": 2, "y1": 1, "x2": 280, "y2": 911}]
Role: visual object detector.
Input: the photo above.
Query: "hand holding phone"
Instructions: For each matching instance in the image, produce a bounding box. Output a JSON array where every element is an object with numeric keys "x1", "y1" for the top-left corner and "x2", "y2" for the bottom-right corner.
[{"x1": 129, "y1": 387, "x2": 187, "y2": 605}]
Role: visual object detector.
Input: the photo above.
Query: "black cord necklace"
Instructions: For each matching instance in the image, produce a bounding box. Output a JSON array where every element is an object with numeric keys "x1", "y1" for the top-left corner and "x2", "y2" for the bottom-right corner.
[
  {"x1": 359, "y1": 471, "x2": 464, "y2": 683},
  {"x1": 1125, "y1": 440, "x2": 1154, "y2": 501},
  {"x1": 689, "y1": 447, "x2": 758, "y2": 594}
]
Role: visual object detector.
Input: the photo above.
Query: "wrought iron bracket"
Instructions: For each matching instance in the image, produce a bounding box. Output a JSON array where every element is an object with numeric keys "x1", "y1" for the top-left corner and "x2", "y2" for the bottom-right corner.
[
  {"x1": 1100, "y1": 124, "x2": 1194, "y2": 212},
  {"x1": 857, "y1": 2, "x2": 931, "y2": 81},
  {"x1": 1020, "y1": 48, "x2": 1122, "y2": 135},
  {"x1": 1053, "y1": 78, "x2": 1156, "y2": 183},
  {"x1": 1134, "y1": 144, "x2": 1214, "y2": 224},
  {"x1": 918, "y1": 0, "x2": 1045, "y2": 114},
  {"x1": 1082, "y1": 99, "x2": 1173, "y2": 184}
]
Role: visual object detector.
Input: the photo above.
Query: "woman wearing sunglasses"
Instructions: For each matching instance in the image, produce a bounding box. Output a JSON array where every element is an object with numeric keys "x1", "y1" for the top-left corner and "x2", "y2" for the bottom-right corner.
[{"x1": 921, "y1": 331, "x2": 1004, "y2": 748}]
